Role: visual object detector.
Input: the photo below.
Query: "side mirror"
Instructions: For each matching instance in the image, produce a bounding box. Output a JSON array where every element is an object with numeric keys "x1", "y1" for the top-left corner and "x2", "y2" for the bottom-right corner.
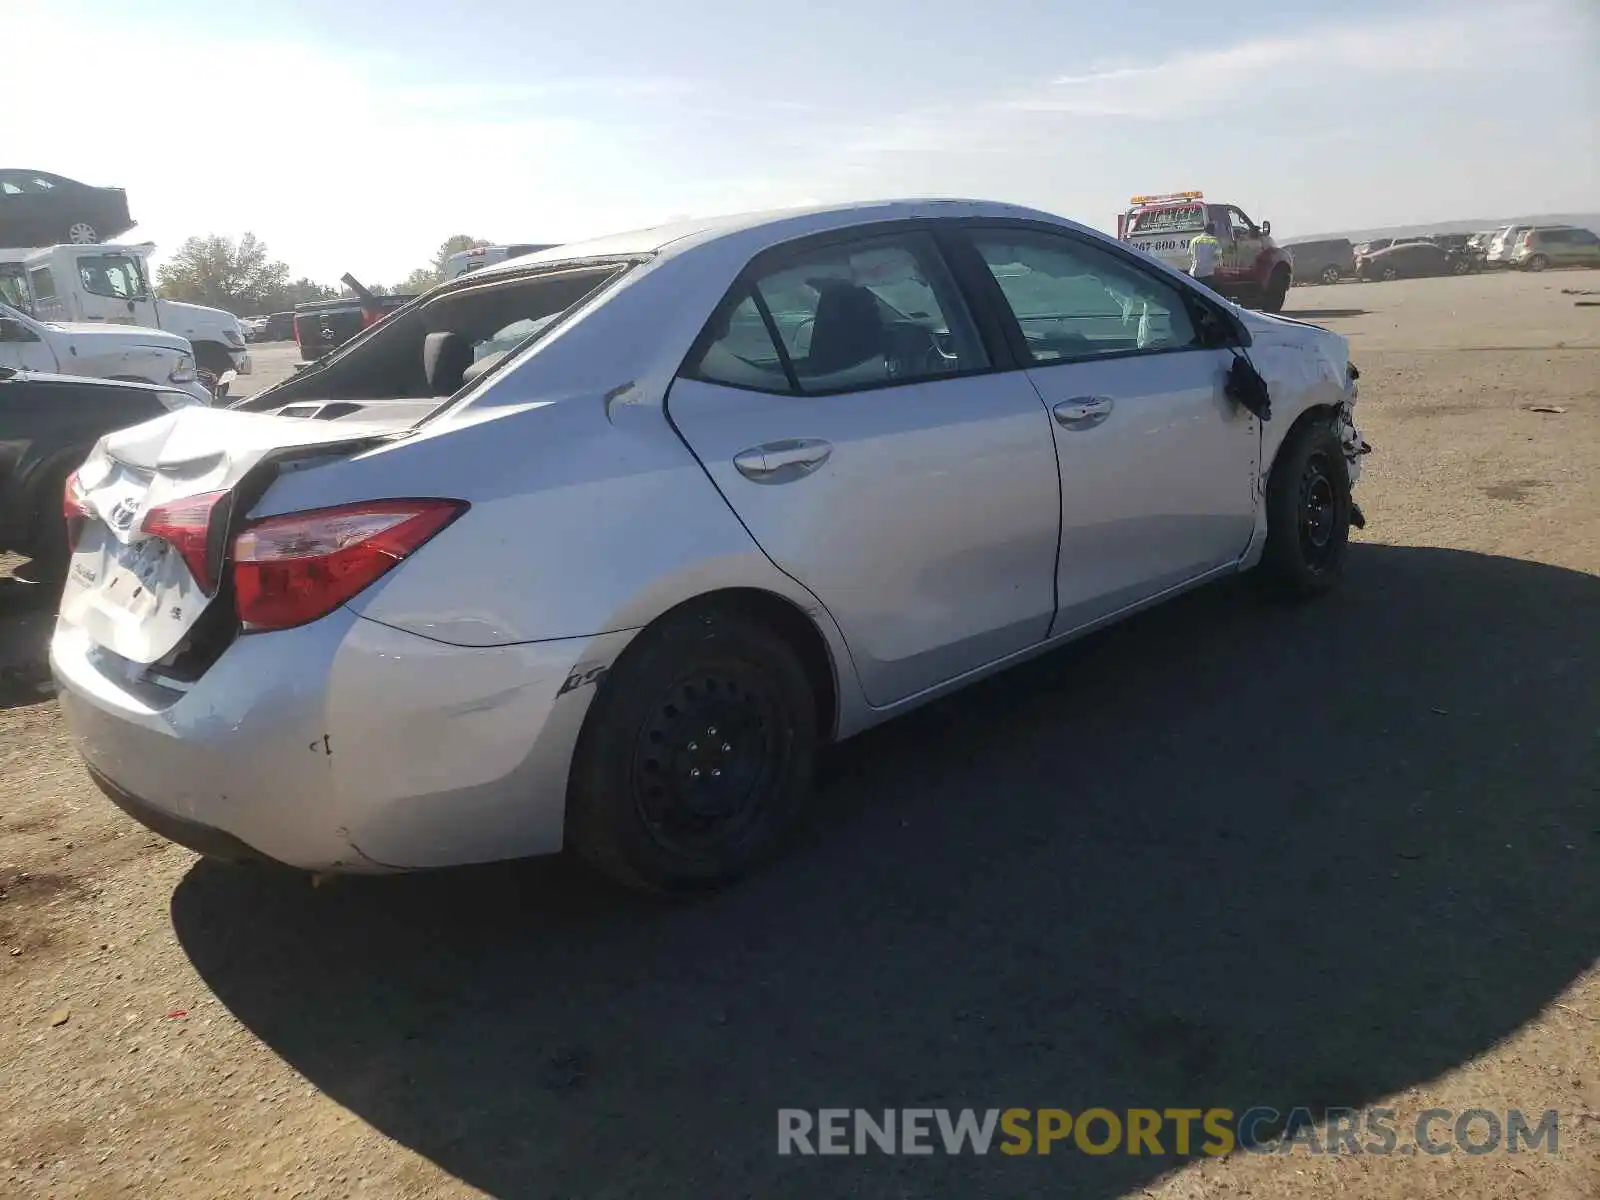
[{"x1": 1261, "y1": 220, "x2": 1272, "y2": 237}]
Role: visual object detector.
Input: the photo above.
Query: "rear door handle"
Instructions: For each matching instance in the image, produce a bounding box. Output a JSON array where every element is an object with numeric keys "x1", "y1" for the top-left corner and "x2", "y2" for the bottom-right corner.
[
  {"x1": 732, "y1": 438, "x2": 833, "y2": 483},
  {"x1": 1052, "y1": 396, "x2": 1114, "y2": 430}
]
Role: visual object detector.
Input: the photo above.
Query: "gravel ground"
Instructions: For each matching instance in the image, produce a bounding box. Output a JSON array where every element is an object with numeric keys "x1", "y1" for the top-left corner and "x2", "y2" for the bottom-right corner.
[{"x1": 2, "y1": 270, "x2": 1597, "y2": 1199}]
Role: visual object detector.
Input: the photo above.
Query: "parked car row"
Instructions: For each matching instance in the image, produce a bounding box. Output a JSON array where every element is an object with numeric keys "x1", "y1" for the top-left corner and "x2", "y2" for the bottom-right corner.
[
  {"x1": 243, "y1": 312, "x2": 296, "y2": 342},
  {"x1": 1289, "y1": 223, "x2": 1599, "y2": 284}
]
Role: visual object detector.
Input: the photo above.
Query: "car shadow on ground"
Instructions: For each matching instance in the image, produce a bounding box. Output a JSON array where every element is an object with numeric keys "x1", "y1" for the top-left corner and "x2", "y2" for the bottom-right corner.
[
  {"x1": 1281, "y1": 308, "x2": 1369, "y2": 319},
  {"x1": 171, "y1": 543, "x2": 1599, "y2": 1199}
]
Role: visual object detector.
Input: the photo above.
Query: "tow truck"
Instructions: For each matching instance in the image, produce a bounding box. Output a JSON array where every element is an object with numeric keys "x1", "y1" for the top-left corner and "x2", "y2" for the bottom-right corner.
[{"x1": 1117, "y1": 191, "x2": 1294, "y2": 312}]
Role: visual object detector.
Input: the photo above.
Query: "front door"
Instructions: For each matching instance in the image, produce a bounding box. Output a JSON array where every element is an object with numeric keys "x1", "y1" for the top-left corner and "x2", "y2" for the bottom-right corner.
[
  {"x1": 68, "y1": 250, "x2": 160, "y2": 327},
  {"x1": 666, "y1": 228, "x2": 1062, "y2": 707},
  {"x1": 1219, "y1": 205, "x2": 1268, "y2": 289},
  {"x1": 962, "y1": 225, "x2": 1259, "y2": 631},
  {"x1": 0, "y1": 311, "x2": 59, "y2": 373}
]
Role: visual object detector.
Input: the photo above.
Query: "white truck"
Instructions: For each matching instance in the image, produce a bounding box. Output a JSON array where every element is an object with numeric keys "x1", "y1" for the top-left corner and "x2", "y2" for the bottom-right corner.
[
  {"x1": 0, "y1": 300, "x2": 211, "y2": 405},
  {"x1": 0, "y1": 243, "x2": 250, "y2": 396}
]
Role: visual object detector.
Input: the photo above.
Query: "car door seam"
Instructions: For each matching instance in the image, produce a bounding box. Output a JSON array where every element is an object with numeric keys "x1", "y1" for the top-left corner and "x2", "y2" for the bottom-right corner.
[{"x1": 658, "y1": 374, "x2": 872, "y2": 694}]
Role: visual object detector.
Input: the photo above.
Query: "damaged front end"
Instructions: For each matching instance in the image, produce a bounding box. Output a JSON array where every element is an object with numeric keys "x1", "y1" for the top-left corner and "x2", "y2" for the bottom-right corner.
[{"x1": 1340, "y1": 362, "x2": 1373, "y2": 528}]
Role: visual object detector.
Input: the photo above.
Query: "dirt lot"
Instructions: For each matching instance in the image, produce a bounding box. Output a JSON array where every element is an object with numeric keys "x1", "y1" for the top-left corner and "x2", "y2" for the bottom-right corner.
[{"x1": 2, "y1": 271, "x2": 1596, "y2": 1199}]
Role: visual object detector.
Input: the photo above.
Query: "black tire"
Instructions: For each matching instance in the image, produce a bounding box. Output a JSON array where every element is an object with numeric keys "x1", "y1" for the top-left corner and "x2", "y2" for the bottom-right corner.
[
  {"x1": 1255, "y1": 418, "x2": 1352, "y2": 599},
  {"x1": 1261, "y1": 268, "x2": 1290, "y2": 313},
  {"x1": 1320, "y1": 265, "x2": 1342, "y2": 285},
  {"x1": 566, "y1": 605, "x2": 817, "y2": 893},
  {"x1": 1525, "y1": 254, "x2": 1548, "y2": 272},
  {"x1": 24, "y1": 464, "x2": 75, "y2": 579}
]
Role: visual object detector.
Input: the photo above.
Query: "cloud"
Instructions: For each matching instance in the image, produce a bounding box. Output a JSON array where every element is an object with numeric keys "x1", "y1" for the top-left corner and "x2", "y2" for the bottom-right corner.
[
  {"x1": 1001, "y1": 3, "x2": 1564, "y2": 118},
  {"x1": 829, "y1": 0, "x2": 1571, "y2": 159}
]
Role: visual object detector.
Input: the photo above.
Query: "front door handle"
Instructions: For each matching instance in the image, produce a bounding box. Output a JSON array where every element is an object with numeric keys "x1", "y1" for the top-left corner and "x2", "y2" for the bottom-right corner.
[
  {"x1": 1052, "y1": 396, "x2": 1114, "y2": 430},
  {"x1": 733, "y1": 437, "x2": 833, "y2": 483}
]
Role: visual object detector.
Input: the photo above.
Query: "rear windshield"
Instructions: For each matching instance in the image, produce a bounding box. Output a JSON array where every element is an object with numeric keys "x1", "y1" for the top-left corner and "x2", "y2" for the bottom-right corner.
[
  {"x1": 1127, "y1": 205, "x2": 1206, "y2": 235},
  {"x1": 237, "y1": 259, "x2": 637, "y2": 417}
]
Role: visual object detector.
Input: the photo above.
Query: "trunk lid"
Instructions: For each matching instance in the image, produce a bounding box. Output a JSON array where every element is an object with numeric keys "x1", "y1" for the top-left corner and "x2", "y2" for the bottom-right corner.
[{"x1": 60, "y1": 407, "x2": 413, "y2": 665}]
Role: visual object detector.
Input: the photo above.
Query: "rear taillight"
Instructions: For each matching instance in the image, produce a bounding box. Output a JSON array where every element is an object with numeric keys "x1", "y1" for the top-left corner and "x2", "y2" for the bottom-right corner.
[
  {"x1": 140, "y1": 491, "x2": 230, "y2": 594},
  {"x1": 231, "y1": 499, "x2": 466, "y2": 632},
  {"x1": 63, "y1": 470, "x2": 89, "y2": 551}
]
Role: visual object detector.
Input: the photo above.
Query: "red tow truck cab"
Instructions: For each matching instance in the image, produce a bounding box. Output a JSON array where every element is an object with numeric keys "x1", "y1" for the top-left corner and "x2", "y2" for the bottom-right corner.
[{"x1": 1117, "y1": 191, "x2": 1295, "y2": 312}]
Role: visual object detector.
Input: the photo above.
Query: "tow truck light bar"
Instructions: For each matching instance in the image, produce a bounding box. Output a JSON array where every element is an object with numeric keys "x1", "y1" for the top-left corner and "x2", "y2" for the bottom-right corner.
[{"x1": 1129, "y1": 191, "x2": 1205, "y2": 206}]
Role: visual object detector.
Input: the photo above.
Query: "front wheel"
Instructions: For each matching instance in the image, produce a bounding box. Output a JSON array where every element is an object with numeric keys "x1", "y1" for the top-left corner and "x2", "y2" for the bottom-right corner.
[
  {"x1": 1261, "y1": 269, "x2": 1291, "y2": 313},
  {"x1": 566, "y1": 606, "x2": 818, "y2": 893},
  {"x1": 1380, "y1": 266, "x2": 1399, "y2": 281},
  {"x1": 1320, "y1": 265, "x2": 1342, "y2": 285},
  {"x1": 1254, "y1": 419, "x2": 1353, "y2": 599}
]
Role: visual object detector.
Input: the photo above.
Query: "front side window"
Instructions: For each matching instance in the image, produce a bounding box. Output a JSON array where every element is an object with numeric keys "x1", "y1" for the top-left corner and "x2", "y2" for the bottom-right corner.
[
  {"x1": 78, "y1": 254, "x2": 145, "y2": 299},
  {"x1": 689, "y1": 231, "x2": 987, "y2": 395},
  {"x1": 0, "y1": 269, "x2": 29, "y2": 312},
  {"x1": 1227, "y1": 207, "x2": 1256, "y2": 238},
  {"x1": 970, "y1": 229, "x2": 1201, "y2": 364}
]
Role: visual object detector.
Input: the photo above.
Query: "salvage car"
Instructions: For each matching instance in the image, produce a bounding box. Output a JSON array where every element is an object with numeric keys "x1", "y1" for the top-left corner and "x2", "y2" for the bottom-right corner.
[
  {"x1": 1355, "y1": 240, "x2": 1475, "y2": 281},
  {"x1": 1506, "y1": 225, "x2": 1600, "y2": 271},
  {"x1": 0, "y1": 301, "x2": 211, "y2": 404},
  {"x1": 0, "y1": 368, "x2": 198, "y2": 569},
  {"x1": 1, "y1": 244, "x2": 250, "y2": 395},
  {"x1": 49, "y1": 199, "x2": 1370, "y2": 893},
  {"x1": 1285, "y1": 238, "x2": 1356, "y2": 286},
  {"x1": 0, "y1": 170, "x2": 133, "y2": 245}
]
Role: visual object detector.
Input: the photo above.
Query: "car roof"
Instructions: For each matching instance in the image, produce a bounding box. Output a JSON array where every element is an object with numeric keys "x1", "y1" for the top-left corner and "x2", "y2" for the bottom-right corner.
[{"x1": 466, "y1": 198, "x2": 1065, "y2": 280}]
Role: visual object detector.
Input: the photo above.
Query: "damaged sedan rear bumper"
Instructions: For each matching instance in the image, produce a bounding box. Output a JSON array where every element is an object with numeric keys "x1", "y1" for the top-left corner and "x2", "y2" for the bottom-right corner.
[{"x1": 52, "y1": 608, "x2": 637, "y2": 872}]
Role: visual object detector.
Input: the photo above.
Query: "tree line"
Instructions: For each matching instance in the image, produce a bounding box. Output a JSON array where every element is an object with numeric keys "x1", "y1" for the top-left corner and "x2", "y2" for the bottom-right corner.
[{"x1": 154, "y1": 233, "x2": 483, "y2": 315}]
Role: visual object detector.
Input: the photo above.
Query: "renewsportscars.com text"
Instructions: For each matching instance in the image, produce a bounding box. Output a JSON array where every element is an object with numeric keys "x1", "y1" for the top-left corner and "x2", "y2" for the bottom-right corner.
[{"x1": 777, "y1": 1107, "x2": 1561, "y2": 1157}]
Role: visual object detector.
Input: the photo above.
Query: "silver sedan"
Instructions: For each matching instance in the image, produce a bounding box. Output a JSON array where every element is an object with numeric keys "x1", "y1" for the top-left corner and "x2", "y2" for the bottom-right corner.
[{"x1": 50, "y1": 199, "x2": 1370, "y2": 892}]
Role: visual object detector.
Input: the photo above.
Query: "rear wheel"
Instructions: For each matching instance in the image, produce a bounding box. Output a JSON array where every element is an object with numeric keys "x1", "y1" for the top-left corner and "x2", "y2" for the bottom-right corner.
[
  {"x1": 1525, "y1": 254, "x2": 1548, "y2": 272},
  {"x1": 1255, "y1": 419, "x2": 1352, "y2": 599},
  {"x1": 566, "y1": 606, "x2": 817, "y2": 893}
]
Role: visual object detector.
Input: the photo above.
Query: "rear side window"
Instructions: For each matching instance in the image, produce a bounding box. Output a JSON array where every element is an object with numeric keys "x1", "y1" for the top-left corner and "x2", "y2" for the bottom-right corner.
[
  {"x1": 28, "y1": 267, "x2": 56, "y2": 301},
  {"x1": 687, "y1": 231, "x2": 988, "y2": 396}
]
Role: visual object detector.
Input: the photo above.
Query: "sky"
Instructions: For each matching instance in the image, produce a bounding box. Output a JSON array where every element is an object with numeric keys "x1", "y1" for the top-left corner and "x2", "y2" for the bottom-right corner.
[{"x1": 5, "y1": 0, "x2": 1596, "y2": 284}]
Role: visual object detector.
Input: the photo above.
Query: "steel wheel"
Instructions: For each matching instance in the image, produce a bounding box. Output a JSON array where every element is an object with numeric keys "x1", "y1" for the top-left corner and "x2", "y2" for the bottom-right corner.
[
  {"x1": 1526, "y1": 254, "x2": 1548, "y2": 272},
  {"x1": 630, "y1": 666, "x2": 787, "y2": 862},
  {"x1": 66, "y1": 222, "x2": 99, "y2": 244},
  {"x1": 1298, "y1": 450, "x2": 1340, "y2": 573},
  {"x1": 1320, "y1": 266, "x2": 1341, "y2": 285}
]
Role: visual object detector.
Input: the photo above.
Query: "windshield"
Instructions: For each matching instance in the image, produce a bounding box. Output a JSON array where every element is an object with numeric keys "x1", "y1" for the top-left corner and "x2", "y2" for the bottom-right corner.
[
  {"x1": 1127, "y1": 205, "x2": 1206, "y2": 235},
  {"x1": 78, "y1": 254, "x2": 148, "y2": 300}
]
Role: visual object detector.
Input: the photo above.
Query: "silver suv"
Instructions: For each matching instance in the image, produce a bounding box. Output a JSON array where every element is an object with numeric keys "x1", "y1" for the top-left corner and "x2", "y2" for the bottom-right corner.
[{"x1": 1508, "y1": 226, "x2": 1600, "y2": 272}]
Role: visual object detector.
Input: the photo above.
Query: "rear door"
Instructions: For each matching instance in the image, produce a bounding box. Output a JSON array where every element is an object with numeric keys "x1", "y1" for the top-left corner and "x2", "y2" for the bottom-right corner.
[
  {"x1": 666, "y1": 226, "x2": 1062, "y2": 707},
  {"x1": 959, "y1": 224, "x2": 1259, "y2": 631}
]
